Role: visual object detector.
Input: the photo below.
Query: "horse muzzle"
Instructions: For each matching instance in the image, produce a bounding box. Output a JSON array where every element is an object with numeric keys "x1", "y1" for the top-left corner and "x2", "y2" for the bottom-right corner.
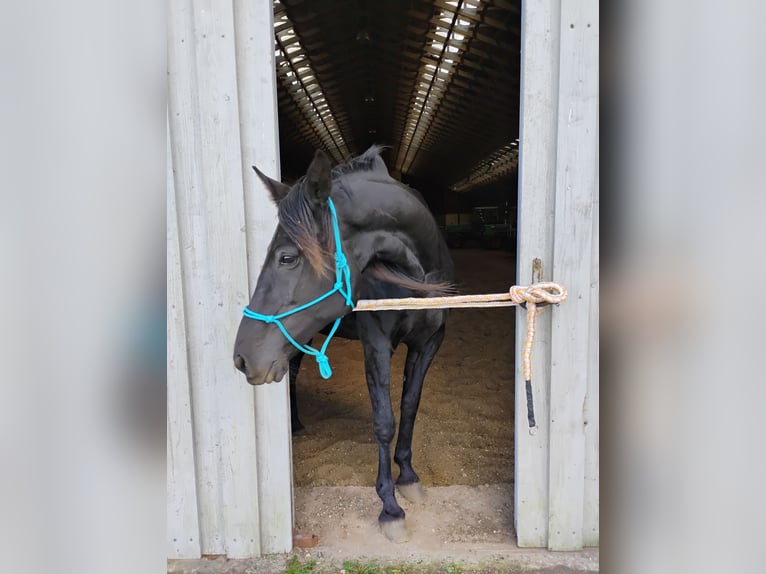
[{"x1": 234, "y1": 355, "x2": 288, "y2": 385}]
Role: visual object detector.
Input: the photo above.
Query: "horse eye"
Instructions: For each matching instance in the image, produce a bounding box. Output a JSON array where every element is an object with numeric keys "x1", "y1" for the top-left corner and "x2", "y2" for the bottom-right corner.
[{"x1": 279, "y1": 254, "x2": 298, "y2": 265}]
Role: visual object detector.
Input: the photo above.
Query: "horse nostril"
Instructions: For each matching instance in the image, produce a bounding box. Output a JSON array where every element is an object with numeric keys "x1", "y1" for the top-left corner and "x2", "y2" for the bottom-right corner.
[{"x1": 234, "y1": 354, "x2": 247, "y2": 374}]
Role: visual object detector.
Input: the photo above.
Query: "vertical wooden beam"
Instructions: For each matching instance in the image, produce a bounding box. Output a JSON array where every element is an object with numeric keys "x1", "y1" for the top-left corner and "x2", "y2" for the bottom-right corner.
[
  {"x1": 168, "y1": 0, "x2": 261, "y2": 558},
  {"x1": 167, "y1": 0, "x2": 227, "y2": 554},
  {"x1": 167, "y1": 115, "x2": 202, "y2": 559},
  {"x1": 514, "y1": 0, "x2": 561, "y2": 548},
  {"x1": 547, "y1": 0, "x2": 599, "y2": 551},
  {"x1": 583, "y1": 119, "x2": 600, "y2": 548},
  {"x1": 234, "y1": 0, "x2": 294, "y2": 554}
]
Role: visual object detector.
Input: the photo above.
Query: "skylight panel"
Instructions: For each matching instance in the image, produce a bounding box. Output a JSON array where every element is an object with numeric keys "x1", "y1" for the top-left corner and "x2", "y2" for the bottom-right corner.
[{"x1": 273, "y1": 0, "x2": 349, "y2": 162}]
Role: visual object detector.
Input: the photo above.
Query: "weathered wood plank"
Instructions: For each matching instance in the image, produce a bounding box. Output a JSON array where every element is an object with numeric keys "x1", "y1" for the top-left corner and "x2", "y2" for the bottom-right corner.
[
  {"x1": 234, "y1": 0, "x2": 294, "y2": 554},
  {"x1": 168, "y1": 0, "x2": 261, "y2": 558},
  {"x1": 167, "y1": 114, "x2": 202, "y2": 559},
  {"x1": 514, "y1": 0, "x2": 561, "y2": 548},
  {"x1": 583, "y1": 118, "x2": 600, "y2": 548},
  {"x1": 167, "y1": 0, "x2": 226, "y2": 555},
  {"x1": 547, "y1": 0, "x2": 599, "y2": 551}
]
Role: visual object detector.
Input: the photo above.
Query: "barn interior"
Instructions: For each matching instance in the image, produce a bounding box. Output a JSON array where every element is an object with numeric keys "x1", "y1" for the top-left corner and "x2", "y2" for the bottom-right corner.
[
  {"x1": 274, "y1": 0, "x2": 520, "y2": 224},
  {"x1": 272, "y1": 0, "x2": 523, "y2": 549}
]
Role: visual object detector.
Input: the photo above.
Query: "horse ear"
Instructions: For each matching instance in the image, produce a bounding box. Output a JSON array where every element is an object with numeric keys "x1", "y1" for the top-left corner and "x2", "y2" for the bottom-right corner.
[
  {"x1": 252, "y1": 166, "x2": 290, "y2": 204},
  {"x1": 304, "y1": 149, "x2": 332, "y2": 204}
]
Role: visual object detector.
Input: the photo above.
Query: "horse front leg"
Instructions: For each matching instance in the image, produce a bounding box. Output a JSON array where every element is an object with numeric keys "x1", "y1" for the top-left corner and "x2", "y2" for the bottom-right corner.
[
  {"x1": 395, "y1": 326, "x2": 445, "y2": 504},
  {"x1": 288, "y1": 352, "x2": 305, "y2": 435},
  {"x1": 363, "y1": 344, "x2": 409, "y2": 542}
]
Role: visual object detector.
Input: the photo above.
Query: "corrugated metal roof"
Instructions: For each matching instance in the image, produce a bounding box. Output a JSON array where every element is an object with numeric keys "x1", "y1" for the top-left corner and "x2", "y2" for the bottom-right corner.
[{"x1": 273, "y1": 0, "x2": 520, "y2": 191}]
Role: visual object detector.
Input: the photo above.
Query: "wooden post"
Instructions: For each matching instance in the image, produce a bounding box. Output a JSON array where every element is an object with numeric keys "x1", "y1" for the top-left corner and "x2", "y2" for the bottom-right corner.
[
  {"x1": 168, "y1": 0, "x2": 292, "y2": 559},
  {"x1": 167, "y1": 115, "x2": 202, "y2": 559},
  {"x1": 582, "y1": 106, "x2": 600, "y2": 549},
  {"x1": 516, "y1": 0, "x2": 598, "y2": 549},
  {"x1": 235, "y1": 0, "x2": 294, "y2": 554},
  {"x1": 515, "y1": 0, "x2": 561, "y2": 548},
  {"x1": 547, "y1": 0, "x2": 599, "y2": 551}
]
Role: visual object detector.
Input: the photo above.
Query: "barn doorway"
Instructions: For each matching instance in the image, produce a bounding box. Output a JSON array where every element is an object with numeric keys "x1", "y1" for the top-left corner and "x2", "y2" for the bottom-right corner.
[
  {"x1": 271, "y1": 0, "x2": 522, "y2": 550},
  {"x1": 166, "y1": 0, "x2": 597, "y2": 559}
]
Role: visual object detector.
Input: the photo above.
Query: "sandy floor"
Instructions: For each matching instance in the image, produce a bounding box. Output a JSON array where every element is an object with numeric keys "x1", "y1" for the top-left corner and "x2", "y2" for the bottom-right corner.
[
  {"x1": 291, "y1": 249, "x2": 518, "y2": 490},
  {"x1": 286, "y1": 485, "x2": 597, "y2": 573}
]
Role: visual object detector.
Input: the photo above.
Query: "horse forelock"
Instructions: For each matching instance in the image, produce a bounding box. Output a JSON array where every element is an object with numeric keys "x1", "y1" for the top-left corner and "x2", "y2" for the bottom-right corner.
[
  {"x1": 275, "y1": 146, "x2": 391, "y2": 279},
  {"x1": 277, "y1": 180, "x2": 334, "y2": 278}
]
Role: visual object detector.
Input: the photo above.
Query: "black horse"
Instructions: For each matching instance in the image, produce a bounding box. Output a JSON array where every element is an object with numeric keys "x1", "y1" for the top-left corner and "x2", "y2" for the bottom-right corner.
[{"x1": 233, "y1": 146, "x2": 454, "y2": 541}]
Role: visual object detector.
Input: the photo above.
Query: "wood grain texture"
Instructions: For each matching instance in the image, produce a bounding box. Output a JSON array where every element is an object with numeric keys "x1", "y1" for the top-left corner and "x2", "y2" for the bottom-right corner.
[
  {"x1": 514, "y1": 0, "x2": 561, "y2": 548},
  {"x1": 168, "y1": 0, "x2": 262, "y2": 558},
  {"x1": 167, "y1": 114, "x2": 202, "y2": 559},
  {"x1": 235, "y1": 0, "x2": 294, "y2": 554},
  {"x1": 583, "y1": 109, "x2": 600, "y2": 548},
  {"x1": 547, "y1": 0, "x2": 599, "y2": 551}
]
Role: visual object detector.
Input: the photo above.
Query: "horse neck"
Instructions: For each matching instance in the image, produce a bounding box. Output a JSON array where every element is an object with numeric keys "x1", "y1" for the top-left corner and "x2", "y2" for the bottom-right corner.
[{"x1": 333, "y1": 176, "x2": 449, "y2": 285}]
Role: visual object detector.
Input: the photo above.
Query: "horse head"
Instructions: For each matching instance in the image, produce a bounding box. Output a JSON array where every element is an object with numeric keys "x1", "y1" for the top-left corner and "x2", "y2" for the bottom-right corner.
[{"x1": 233, "y1": 150, "x2": 356, "y2": 385}]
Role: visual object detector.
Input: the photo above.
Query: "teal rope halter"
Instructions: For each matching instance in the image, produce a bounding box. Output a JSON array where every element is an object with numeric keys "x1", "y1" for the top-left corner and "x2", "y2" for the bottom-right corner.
[{"x1": 242, "y1": 198, "x2": 353, "y2": 379}]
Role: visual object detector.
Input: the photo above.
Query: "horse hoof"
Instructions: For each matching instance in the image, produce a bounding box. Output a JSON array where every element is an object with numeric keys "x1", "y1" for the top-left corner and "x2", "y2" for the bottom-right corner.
[
  {"x1": 380, "y1": 518, "x2": 410, "y2": 543},
  {"x1": 397, "y1": 482, "x2": 426, "y2": 504}
]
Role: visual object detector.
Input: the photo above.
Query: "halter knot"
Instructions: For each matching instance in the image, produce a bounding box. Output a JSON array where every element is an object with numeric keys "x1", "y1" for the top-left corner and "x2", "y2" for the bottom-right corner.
[{"x1": 315, "y1": 354, "x2": 332, "y2": 379}]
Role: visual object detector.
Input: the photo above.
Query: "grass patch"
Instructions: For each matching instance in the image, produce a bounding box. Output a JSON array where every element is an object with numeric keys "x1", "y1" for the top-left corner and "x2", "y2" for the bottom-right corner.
[
  {"x1": 284, "y1": 555, "x2": 318, "y2": 574},
  {"x1": 341, "y1": 560, "x2": 424, "y2": 574},
  {"x1": 342, "y1": 559, "x2": 382, "y2": 573},
  {"x1": 281, "y1": 557, "x2": 486, "y2": 574}
]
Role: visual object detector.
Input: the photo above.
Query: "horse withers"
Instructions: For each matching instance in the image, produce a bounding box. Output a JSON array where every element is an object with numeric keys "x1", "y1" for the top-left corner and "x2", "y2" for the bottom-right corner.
[{"x1": 233, "y1": 146, "x2": 455, "y2": 542}]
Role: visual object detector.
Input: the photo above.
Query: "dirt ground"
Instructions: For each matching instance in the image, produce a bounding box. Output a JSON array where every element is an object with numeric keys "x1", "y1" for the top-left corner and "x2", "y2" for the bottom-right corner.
[
  {"x1": 289, "y1": 484, "x2": 594, "y2": 571},
  {"x1": 291, "y1": 249, "x2": 518, "y2": 490}
]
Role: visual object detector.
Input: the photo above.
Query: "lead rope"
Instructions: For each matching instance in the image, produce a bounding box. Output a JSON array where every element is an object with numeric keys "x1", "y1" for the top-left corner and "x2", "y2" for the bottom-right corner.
[
  {"x1": 508, "y1": 283, "x2": 567, "y2": 433},
  {"x1": 355, "y1": 282, "x2": 567, "y2": 432}
]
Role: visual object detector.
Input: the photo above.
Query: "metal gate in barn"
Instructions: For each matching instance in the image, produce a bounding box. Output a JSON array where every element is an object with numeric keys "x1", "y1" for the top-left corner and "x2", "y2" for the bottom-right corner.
[{"x1": 167, "y1": 0, "x2": 598, "y2": 558}]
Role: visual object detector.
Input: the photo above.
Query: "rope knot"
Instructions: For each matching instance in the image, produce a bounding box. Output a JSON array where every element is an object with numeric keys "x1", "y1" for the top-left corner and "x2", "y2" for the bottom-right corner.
[
  {"x1": 315, "y1": 354, "x2": 333, "y2": 379},
  {"x1": 243, "y1": 307, "x2": 277, "y2": 324},
  {"x1": 509, "y1": 282, "x2": 567, "y2": 306},
  {"x1": 335, "y1": 252, "x2": 347, "y2": 269}
]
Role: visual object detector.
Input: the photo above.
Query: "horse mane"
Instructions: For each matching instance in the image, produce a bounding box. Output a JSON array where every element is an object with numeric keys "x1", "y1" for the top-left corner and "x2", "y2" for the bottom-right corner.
[
  {"x1": 331, "y1": 145, "x2": 389, "y2": 178},
  {"x1": 278, "y1": 146, "x2": 456, "y2": 295},
  {"x1": 278, "y1": 146, "x2": 391, "y2": 279}
]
